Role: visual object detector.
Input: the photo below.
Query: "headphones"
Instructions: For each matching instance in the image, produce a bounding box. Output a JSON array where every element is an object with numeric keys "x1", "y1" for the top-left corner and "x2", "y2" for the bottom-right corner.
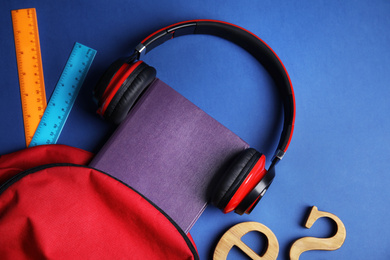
[{"x1": 93, "y1": 20, "x2": 295, "y2": 215}]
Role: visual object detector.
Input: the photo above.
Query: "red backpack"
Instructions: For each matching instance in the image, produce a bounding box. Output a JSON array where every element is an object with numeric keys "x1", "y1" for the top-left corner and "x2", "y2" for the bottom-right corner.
[{"x1": 0, "y1": 145, "x2": 198, "y2": 259}]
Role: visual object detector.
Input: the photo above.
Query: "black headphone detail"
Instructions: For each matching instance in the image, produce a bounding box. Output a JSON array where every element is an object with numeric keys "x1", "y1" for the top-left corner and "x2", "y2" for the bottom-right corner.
[{"x1": 93, "y1": 19, "x2": 295, "y2": 215}]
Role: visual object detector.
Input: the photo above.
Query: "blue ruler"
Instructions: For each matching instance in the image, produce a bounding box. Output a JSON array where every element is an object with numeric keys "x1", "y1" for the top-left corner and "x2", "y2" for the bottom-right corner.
[{"x1": 29, "y1": 42, "x2": 96, "y2": 147}]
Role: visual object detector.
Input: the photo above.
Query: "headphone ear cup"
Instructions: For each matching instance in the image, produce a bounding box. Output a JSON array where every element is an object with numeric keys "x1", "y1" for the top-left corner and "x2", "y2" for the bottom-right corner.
[
  {"x1": 104, "y1": 61, "x2": 156, "y2": 124},
  {"x1": 212, "y1": 148, "x2": 263, "y2": 213},
  {"x1": 95, "y1": 60, "x2": 156, "y2": 124},
  {"x1": 234, "y1": 166, "x2": 275, "y2": 215}
]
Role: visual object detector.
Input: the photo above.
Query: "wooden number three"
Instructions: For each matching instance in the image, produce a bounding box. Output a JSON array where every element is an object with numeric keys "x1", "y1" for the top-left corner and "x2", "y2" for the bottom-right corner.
[
  {"x1": 213, "y1": 221, "x2": 279, "y2": 260},
  {"x1": 289, "y1": 206, "x2": 346, "y2": 260}
]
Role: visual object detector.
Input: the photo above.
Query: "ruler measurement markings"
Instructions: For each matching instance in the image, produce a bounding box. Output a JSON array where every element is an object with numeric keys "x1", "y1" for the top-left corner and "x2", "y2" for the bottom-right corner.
[
  {"x1": 11, "y1": 8, "x2": 46, "y2": 146},
  {"x1": 29, "y1": 43, "x2": 96, "y2": 147}
]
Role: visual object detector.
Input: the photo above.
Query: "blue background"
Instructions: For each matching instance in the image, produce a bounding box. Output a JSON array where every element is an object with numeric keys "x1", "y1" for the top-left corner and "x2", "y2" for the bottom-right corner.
[{"x1": 1, "y1": 1, "x2": 389, "y2": 259}]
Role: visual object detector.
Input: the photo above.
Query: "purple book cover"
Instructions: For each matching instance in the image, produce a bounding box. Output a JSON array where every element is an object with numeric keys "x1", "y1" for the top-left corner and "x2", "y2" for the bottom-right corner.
[{"x1": 90, "y1": 79, "x2": 249, "y2": 233}]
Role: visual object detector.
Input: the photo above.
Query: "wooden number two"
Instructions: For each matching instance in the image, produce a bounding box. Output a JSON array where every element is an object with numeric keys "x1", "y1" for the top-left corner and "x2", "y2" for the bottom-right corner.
[
  {"x1": 289, "y1": 206, "x2": 346, "y2": 260},
  {"x1": 213, "y1": 221, "x2": 279, "y2": 260},
  {"x1": 214, "y1": 206, "x2": 346, "y2": 260}
]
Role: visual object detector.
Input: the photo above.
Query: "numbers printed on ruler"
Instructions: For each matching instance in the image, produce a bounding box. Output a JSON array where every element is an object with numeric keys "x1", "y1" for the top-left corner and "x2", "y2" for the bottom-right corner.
[
  {"x1": 11, "y1": 8, "x2": 47, "y2": 147},
  {"x1": 29, "y1": 43, "x2": 96, "y2": 147}
]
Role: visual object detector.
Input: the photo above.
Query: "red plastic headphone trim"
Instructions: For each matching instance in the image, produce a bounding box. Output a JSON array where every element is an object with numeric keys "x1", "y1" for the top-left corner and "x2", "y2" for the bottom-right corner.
[
  {"x1": 99, "y1": 63, "x2": 128, "y2": 106},
  {"x1": 245, "y1": 196, "x2": 261, "y2": 214},
  {"x1": 140, "y1": 21, "x2": 190, "y2": 44},
  {"x1": 98, "y1": 60, "x2": 143, "y2": 116},
  {"x1": 223, "y1": 155, "x2": 267, "y2": 214}
]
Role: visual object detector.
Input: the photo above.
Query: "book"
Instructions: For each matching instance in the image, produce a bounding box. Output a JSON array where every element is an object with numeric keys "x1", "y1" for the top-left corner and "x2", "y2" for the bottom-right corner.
[{"x1": 90, "y1": 78, "x2": 249, "y2": 233}]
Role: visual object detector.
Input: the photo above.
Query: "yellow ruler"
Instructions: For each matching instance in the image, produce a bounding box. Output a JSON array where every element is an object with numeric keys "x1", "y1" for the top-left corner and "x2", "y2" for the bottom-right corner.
[{"x1": 11, "y1": 8, "x2": 47, "y2": 147}]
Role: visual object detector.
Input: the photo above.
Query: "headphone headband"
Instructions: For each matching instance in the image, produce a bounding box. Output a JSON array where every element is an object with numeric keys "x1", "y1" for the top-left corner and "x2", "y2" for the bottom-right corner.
[{"x1": 131, "y1": 20, "x2": 295, "y2": 165}]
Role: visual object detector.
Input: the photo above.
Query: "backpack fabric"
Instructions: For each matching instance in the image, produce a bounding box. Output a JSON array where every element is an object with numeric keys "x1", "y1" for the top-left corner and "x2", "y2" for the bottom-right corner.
[{"x1": 0, "y1": 145, "x2": 198, "y2": 259}]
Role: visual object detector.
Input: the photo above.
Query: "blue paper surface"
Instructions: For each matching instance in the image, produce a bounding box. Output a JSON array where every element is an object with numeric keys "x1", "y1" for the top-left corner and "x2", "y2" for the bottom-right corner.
[{"x1": 1, "y1": 1, "x2": 390, "y2": 259}]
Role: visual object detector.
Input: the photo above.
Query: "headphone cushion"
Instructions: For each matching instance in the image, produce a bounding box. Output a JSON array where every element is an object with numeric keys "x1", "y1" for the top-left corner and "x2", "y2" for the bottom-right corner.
[
  {"x1": 212, "y1": 148, "x2": 262, "y2": 210},
  {"x1": 105, "y1": 62, "x2": 156, "y2": 124}
]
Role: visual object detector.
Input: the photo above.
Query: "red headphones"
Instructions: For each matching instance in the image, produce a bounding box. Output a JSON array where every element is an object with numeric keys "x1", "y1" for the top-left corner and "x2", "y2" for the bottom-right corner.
[{"x1": 93, "y1": 20, "x2": 295, "y2": 215}]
